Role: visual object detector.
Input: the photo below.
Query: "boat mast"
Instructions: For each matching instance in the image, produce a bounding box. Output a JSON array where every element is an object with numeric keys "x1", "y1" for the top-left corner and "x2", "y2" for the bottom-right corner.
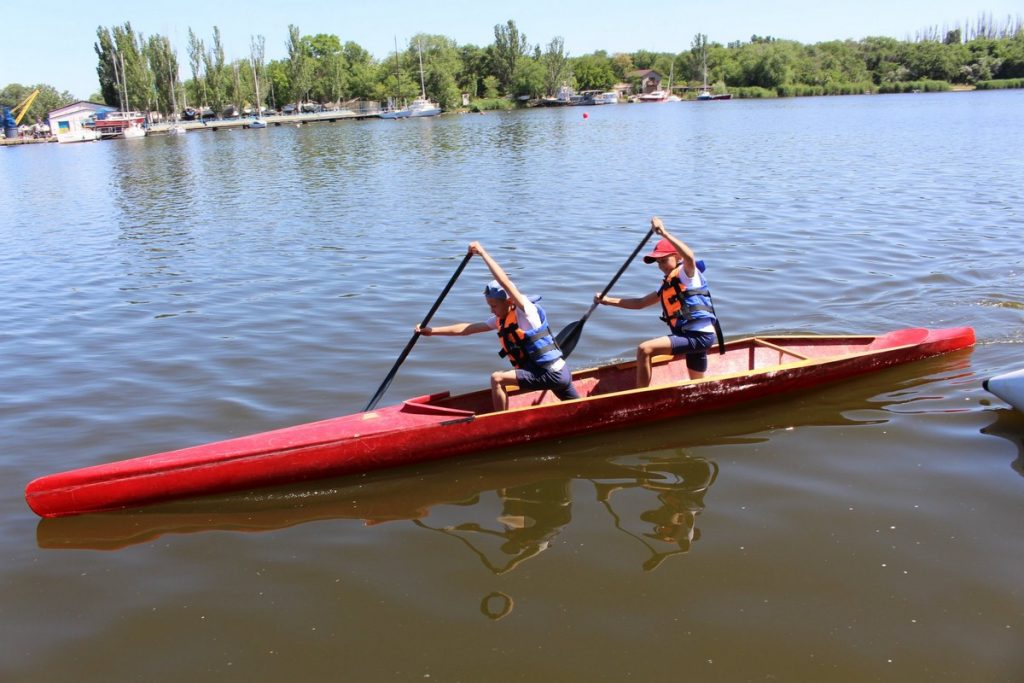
[
  {"x1": 251, "y1": 57, "x2": 262, "y2": 116},
  {"x1": 112, "y1": 51, "x2": 125, "y2": 111},
  {"x1": 169, "y1": 59, "x2": 179, "y2": 119},
  {"x1": 702, "y1": 42, "x2": 708, "y2": 91},
  {"x1": 418, "y1": 40, "x2": 427, "y2": 99},
  {"x1": 393, "y1": 36, "x2": 401, "y2": 109},
  {"x1": 120, "y1": 52, "x2": 131, "y2": 112}
]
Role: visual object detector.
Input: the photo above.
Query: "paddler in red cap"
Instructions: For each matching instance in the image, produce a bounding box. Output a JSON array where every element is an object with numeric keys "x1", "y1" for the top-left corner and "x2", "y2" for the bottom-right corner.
[
  {"x1": 417, "y1": 241, "x2": 580, "y2": 411},
  {"x1": 595, "y1": 217, "x2": 722, "y2": 388}
]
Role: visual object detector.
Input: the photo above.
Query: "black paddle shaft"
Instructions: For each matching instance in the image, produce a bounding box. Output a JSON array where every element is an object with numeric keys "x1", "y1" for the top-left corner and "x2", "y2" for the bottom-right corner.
[
  {"x1": 555, "y1": 227, "x2": 655, "y2": 359},
  {"x1": 364, "y1": 252, "x2": 474, "y2": 411}
]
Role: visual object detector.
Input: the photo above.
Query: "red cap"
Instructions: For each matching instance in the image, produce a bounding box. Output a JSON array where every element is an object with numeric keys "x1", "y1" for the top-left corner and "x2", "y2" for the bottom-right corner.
[{"x1": 643, "y1": 238, "x2": 679, "y2": 263}]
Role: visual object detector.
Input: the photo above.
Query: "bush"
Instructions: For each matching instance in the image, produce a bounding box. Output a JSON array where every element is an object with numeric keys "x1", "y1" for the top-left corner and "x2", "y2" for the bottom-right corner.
[
  {"x1": 468, "y1": 98, "x2": 514, "y2": 112},
  {"x1": 876, "y1": 80, "x2": 951, "y2": 94},
  {"x1": 975, "y1": 78, "x2": 1024, "y2": 90},
  {"x1": 728, "y1": 86, "x2": 777, "y2": 99}
]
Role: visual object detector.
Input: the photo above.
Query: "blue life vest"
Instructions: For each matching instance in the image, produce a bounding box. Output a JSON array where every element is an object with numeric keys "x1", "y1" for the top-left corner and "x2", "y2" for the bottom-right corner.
[
  {"x1": 497, "y1": 304, "x2": 563, "y2": 370},
  {"x1": 658, "y1": 265, "x2": 717, "y2": 334}
]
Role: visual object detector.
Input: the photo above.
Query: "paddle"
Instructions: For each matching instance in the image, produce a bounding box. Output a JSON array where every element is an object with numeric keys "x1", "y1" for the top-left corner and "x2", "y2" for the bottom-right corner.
[
  {"x1": 364, "y1": 252, "x2": 473, "y2": 411},
  {"x1": 555, "y1": 227, "x2": 656, "y2": 359}
]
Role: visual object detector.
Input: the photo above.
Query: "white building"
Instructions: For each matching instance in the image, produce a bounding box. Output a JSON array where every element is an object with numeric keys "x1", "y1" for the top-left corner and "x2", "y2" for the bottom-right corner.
[{"x1": 47, "y1": 101, "x2": 113, "y2": 143}]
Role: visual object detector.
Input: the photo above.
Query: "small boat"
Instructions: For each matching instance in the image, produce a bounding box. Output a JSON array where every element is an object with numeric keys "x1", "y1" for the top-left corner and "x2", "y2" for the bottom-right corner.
[
  {"x1": 983, "y1": 368, "x2": 1024, "y2": 412},
  {"x1": 637, "y1": 90, "x2": 668, "y2": 103},
  {"x1": 24, "y1": 327, "x2": 974, "y2": 518},
  {"x1": 593, "y1": 92, "x2": 619, "y2": 105},
  {"x1": 695, "y1": 40, "x2": 731, "y2": 101},
  {"x1": 407, "y1": 41, "x2": 441, "y2": 117},
  {"x1": 407, "y1": 96, "x2": 441, "y2": 117},
  {"x1": 93, "y1": 111, "x2": 146, "y2": 139}
]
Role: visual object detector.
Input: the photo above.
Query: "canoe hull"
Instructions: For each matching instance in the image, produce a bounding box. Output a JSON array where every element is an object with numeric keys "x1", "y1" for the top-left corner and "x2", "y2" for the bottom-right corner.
[
  {"x1": 983, "y1": 367, "x2": 1024, "y2": 412},
  {"x1": 25, "y1": 327, "x2": 975, "y2": 517}
]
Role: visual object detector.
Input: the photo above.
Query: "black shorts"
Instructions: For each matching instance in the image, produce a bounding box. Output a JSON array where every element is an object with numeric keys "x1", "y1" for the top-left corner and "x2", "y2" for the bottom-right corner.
[
  {"x1": 515, "y1": 365, "x2": 580, "y2": 401},
  {"x1": 668, "y1": 330, "x2": 716, "y2": 373}
]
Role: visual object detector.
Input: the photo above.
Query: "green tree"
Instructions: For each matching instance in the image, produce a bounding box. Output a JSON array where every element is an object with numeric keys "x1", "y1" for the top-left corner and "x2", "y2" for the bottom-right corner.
[
  {"x1": 611, "y1": 53, "x2": 634, "y2": 81},
  {"x1": 411, "y1": 34, "x2": 462, "y2": 109},
  {"x1": 457, "y1": 44, "x2": 489, "y2": 98},
  {"x1": 94, "y1": 22, "x2": 153, "y2": 111},
  {"x1": 541, "y1": 37, "x2": 571, "y2": 96},
  {"x1": 308, "y1": 33, "x2": 346, "y2": 103},
  {"x1": 493, "y1": 19, "x2": 531, "y2": 94},
  {"x1": 573, "y1": 53, "x2": 615, "y2": 90},
  {"x1": 145, "y1": 34, "x2": 180, "y2": 115},
  {"x1": 201, "y1": 27, "x2": 227, "y2": 112},
  {"x1": 186, "y1": 28, "x2": 206, "y2": 107},
  {"x1": 342, "y1": 42, "x2": 377, "y2": 100},
  {"x1": 0, "y1": 83, "x2": 74, "y2": 123},
  {"x1": 512, "y1": 56, "x2": 546, "y2": 97},
  {"x1": 286, "y1": 25, "x2": 314, "y2": 105}
]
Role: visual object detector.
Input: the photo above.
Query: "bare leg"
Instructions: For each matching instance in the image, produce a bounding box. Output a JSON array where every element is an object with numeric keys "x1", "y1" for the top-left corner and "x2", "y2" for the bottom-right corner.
[
  {"x1": 636, "y1": 336, "x2": 674, "y2": 388},
  {"x1": 490, "y1": 370, "x2": 517, "y2": 411}
]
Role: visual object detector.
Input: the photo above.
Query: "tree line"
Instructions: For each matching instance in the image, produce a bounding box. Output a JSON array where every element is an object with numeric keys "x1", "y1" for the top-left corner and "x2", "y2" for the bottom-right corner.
[{"x1": 3, "y1": 14, "x2": 1023, "y2": 122}]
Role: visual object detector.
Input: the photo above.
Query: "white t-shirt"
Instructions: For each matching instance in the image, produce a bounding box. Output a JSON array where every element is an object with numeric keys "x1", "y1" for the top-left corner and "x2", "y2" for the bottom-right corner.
[{"x1": 486, "y1": 299, "x2": 566, "y2": 371}]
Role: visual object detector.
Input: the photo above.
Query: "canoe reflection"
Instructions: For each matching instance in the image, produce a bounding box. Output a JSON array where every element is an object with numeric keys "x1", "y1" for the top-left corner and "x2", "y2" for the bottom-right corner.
[{"x1": 37, "y1": 448, "x2": 718, "y2": 574}]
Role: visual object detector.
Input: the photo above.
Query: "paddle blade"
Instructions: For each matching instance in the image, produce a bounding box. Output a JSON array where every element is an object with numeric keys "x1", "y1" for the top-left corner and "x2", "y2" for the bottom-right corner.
[{"x1": 555, "y1": 319, "x2": 585, "y2": 360}]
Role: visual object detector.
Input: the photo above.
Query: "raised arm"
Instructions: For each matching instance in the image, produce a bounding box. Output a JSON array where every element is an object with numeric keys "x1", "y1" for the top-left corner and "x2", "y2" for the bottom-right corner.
[
  {"x1": 469, "y1": 241, "x2": 530, "y2": 310},
  {"x1": 651, "y1": 216, "x2": 698, "y2": 279}
]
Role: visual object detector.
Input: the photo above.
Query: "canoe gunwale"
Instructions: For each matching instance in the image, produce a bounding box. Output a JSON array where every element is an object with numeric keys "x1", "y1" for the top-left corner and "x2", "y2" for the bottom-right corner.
[{"x1": 24, "y1": 327, "x2": 976, "y2": 517}]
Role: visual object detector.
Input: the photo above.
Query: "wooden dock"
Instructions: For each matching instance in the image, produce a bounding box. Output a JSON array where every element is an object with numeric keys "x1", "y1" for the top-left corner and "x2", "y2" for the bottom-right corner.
[{"x1": 146, "y1": 108, "x2": 381, "y2": 135}]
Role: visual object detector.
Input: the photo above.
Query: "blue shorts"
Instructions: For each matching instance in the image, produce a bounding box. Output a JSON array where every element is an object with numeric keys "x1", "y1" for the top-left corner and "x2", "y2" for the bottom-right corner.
[
  {"x1": 515, "y1": 365, "x2": 580, "y2": 401},
  {"x1": 668, "y1": 330, "x2": 716, "y2": 373}
]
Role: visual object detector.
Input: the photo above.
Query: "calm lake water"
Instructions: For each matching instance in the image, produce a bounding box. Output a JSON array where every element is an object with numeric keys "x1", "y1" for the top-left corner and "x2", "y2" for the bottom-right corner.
[{"x1": 2, "y1": 91, "x2": 1023, "y2": 682}]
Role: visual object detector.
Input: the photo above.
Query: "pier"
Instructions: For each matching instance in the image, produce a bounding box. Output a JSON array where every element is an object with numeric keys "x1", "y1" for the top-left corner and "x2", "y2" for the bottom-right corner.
[{"x1": 147, "y1": 107, "x2": 383, "y2": 135}]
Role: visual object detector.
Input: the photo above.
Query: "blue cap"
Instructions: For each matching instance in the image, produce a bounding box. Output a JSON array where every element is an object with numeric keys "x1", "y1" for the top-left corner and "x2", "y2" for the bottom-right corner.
[{"x1": 483, "y1": 280, "x2": 508, "y2": 300}]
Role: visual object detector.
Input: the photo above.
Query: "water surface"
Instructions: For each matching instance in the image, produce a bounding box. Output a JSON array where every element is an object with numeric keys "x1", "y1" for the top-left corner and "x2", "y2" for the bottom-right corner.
[{"x1": 1, "y1": 92, "x2": 1022, "y2": 681}]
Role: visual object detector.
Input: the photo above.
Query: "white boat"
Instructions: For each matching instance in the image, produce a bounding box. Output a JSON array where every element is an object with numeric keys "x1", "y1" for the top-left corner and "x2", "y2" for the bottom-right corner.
[
  {"x1": 696, "y1": 39, "x2": 731, "y2": 101},
  {"x1": 379, "y1": 98, "x2": 409, "y2": 119},
  {"x1": 593, "y1": 91, "x2": 618, "y2": 105},
  {"x1": 409, "y1": 40, "x2": 441, "y2": 117},
  {"x1": 167, "y1": 59, "x2": 186, "y2": 135},
  {"x1": 248, "y1": 57, "x2": 268, "y2": 129},
  {"x1": 121, "y1": 122, "x2": 146, "y2": 139},
  {"x1": 638, "y1": 90, "x2": 668, "y2": 103},
  {"x1": 94, "y1": 111, "x2": 146, "y2": 139},
  {"x1": 408, "y1": 97, "x2": 441, "y2": 117},
  {"x1": 984, "y1": 368, "x2": 1024, "y2": 412},
  {"x1": 381, "y1": 42, "x2": 441, "y2": 118},
  {"x1": 104, "y1": 53, "x2": 146, "y2": 139}
]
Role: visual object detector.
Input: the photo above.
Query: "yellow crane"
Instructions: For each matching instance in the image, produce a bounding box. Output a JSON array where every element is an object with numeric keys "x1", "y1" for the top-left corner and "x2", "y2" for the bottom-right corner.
[{"x1": 11, "y1": 89, "x2": 41, "y2": 124}]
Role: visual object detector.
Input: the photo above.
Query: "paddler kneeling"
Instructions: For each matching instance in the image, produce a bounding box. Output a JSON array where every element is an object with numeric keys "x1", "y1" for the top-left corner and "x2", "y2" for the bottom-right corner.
[
  {"x1": 417, "y1": 241, "x2": 580, "y2": 412},
  {"x1": 594, "y1": 217, "x2": 723, "y2": 388}
]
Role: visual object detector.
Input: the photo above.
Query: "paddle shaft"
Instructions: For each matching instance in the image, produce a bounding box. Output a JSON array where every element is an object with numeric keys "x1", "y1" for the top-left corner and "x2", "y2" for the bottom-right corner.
[
  {"x1": 555, "y1": 227, "x2": 655, "y2": 357},
  {"x1": 364, "y1": 252, "x2": 474, "y2": 411},
  {"x1": 589, "y1": 227, "x2": 655, "y2": 322}
]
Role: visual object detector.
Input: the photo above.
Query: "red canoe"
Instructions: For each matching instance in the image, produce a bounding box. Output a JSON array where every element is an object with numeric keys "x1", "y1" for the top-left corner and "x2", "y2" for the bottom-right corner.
[{"x1": 25, "y1": 326, "x2": 975, "y2": 517}]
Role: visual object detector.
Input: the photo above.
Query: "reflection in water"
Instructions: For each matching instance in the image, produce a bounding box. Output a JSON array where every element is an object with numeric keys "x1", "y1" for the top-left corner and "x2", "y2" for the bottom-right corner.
[
  {"x1": 594, "y1": 454, "x2": 718, "y2": 572},
  {"x1": 37, "y1": 449, "x2": 714, "y2": 569},
  {"x1": 980, "y1": 408, "x2": 1024, "y2": 477},
  {"x1": 414, "y1": 478, "x2": 573, "y2": 575}
]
